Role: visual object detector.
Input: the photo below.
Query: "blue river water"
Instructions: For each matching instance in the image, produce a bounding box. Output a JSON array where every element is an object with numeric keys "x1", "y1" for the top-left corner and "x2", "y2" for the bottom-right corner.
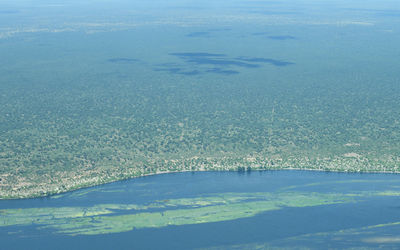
[{"x1": 1, "y1": 170, "x2": 400, "y2": 249}]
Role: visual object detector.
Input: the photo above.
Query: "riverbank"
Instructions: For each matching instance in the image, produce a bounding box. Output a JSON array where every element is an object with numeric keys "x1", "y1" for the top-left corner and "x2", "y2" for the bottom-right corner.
[{"x1": 1, "y1": 153, "x2": 399, "y2": 199}]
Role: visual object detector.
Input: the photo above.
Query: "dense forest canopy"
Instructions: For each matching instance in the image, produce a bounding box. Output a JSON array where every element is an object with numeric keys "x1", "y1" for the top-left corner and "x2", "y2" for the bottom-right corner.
[{"x1": 0, "y1": 0, "x2": 399, "y2": 198}]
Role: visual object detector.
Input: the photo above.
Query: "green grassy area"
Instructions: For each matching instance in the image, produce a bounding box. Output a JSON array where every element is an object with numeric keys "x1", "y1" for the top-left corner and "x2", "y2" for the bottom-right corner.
[
  {"x1": 2, "y1": 190, "x2": 399, "y2": 236},
  {"x1": 0, "y1": 191, "x2": 354, "y2": 235}
]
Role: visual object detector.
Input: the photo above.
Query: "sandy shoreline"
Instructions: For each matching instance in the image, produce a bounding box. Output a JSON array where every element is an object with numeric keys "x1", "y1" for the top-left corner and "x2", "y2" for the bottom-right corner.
[{"x1": 2, "y1": 167, "x2": 400, "y2": 200}]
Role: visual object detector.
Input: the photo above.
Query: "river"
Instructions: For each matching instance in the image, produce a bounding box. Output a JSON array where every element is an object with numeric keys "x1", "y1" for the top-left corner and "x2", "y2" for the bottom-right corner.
[{"x1": 1, "y1": 170, "x2": 400, "y2": 249}]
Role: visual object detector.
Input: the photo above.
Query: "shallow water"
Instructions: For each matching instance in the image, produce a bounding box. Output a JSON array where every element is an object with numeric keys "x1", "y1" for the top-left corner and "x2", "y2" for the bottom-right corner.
[{"x1": 1, "y1": 171, "x2": 400, "y2": 249}]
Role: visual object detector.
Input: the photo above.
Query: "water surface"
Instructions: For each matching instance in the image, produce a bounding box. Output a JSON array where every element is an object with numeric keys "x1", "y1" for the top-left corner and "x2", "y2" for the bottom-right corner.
[{"x1": 1, "y1": 171, "x2": 400, "y2": 249}]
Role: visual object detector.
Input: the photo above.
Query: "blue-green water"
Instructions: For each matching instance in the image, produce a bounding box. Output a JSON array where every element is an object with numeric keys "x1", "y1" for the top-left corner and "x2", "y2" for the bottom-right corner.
[{"x1": 2, "y1": 171, "x2": 400, "y2": 249}]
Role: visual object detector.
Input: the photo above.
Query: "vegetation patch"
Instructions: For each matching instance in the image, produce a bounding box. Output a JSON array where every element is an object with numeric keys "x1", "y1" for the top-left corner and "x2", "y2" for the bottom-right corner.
[{"x1": 0, "y1": 191, "x2": 358, "y2": 235}]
